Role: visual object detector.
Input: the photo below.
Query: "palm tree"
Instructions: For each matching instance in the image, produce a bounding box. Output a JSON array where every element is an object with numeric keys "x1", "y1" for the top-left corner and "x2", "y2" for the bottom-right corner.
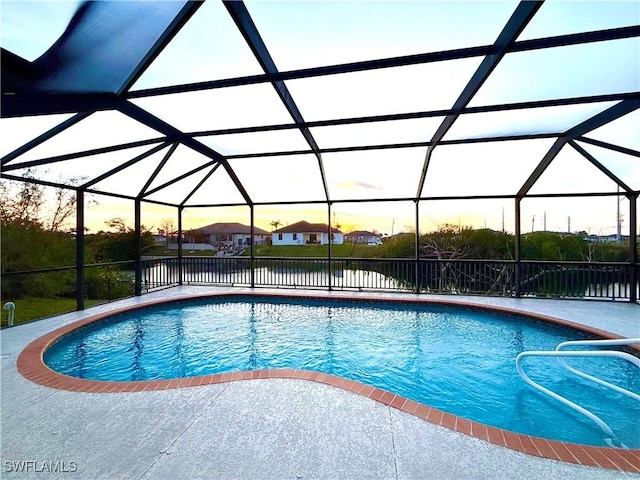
[{"x1": 270, "y1": 219, "x2": 282, "y2": 232}]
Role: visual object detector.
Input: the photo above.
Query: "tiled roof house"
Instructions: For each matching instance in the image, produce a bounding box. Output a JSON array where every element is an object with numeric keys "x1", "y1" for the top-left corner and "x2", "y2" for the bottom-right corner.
[
  {"x1": 272, "y1": 221, "x2": 343, "y2": 246},
  {"x1": 192, "y1": 222, "x2": 270, "y2": 248},
  {"x1": 344, "y1": 230, "x2": 383, "y2": 244}
]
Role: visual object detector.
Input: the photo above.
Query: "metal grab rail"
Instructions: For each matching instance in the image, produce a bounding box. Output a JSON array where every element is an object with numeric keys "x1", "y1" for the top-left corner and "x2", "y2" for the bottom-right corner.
[
  {"x1": 515, "y1": 345, "x2": 640, "y2": 448},
  {"x1": 556, "y1": 338, "x2": 640, "y2": 402}
]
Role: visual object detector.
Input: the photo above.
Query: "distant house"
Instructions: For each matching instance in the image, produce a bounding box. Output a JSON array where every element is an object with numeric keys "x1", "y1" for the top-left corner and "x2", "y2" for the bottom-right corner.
[
  {"x1": 191, "y1": 222, "x2": 270, "y2": 249},
  {"x1": 272, "y1": 221, "x2": 344, "y2": 246},
  {"x1": 587, "y1": 233, "x2": 629, "y2": 243},
  {"x1": 344, "y1": 230, "x2": 382, "y2": 245},
  {"x1": 153, "y1": 234, "x2": 168, "y2": 245}
]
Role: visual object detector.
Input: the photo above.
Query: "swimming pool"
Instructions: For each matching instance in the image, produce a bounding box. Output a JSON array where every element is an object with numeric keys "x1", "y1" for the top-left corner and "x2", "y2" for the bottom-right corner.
[{"x1": 43, "y1": 295, "x2": 639, "y2": 449}]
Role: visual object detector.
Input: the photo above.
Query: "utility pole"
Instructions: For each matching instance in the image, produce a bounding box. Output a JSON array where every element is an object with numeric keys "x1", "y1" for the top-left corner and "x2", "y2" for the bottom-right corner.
[
  {"x1": 617, "y1": 185, "x2": 622, "y2": 242},
  {"x1": 543, "y1": 211, "x2": 547, "y2": 231},
  {"x1": 532, "y1": 214, "x2": 535, "y2": 233},
  {"x1": 501, "y1": 207, "x2": 505, "y2": 232},
  {"x1": 567, "y1": 216, "x2": 571, "y2": 234}
]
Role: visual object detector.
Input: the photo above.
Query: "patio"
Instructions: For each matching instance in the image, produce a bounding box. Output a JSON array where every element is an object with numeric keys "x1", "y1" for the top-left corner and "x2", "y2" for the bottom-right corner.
[
  {"x1": 1, "y1": 1, "x2": 639, "y2": 478},
  {"x1": 2, "y1": 287, "x2": 639, "y2": 479},
  {"x1": 1, "y1": 0, "x2": 638, "y2": 312}
]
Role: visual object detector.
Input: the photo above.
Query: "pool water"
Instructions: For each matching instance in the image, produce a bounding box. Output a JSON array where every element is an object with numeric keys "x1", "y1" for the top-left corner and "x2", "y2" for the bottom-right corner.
[{"x1": 44, "y1": 296, "x2": 640, "y2": 448}]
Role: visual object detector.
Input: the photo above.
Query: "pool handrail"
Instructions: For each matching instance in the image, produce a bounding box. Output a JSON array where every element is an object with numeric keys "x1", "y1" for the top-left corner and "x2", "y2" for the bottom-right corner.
[
  {"x1": 515, "y1": 342, "x2": 640, "y2": 449},
  {"x1": 555, "y1": 338, "x2": 640, "y2": 402}
]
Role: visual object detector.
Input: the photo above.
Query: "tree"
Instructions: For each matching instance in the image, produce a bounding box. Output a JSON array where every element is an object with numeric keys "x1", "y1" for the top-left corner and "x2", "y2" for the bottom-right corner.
[
  {"x1": 340, "y1": 223, "x2": 357, "y2": 235},
  {"x1": 45, "y1": 177, "x2": 91, "y2": 232},
  {"x1": 380, "y1": 233, "x2": 415, "y2": 258},
  {"x1": 86, "y1": 218, "x2": 155, "y2": 263},
  {"x1": 104, "y1": 217, "x2": 130, "y2": 234},
  {"x1": 1, "y1": 175, "x2": 88, "y2": 299},
  {"x1": 460, "y1": 228, "x2": 514, "y2": 260},
  {"x1": 158, "y1": 218, "x2": 175, "y2": 246},
  {"x1": 332, "y1": 212, "x2": 342, "y2": 231},
  {"x1": 418, "y1": 224, "x2": 475, "y2": 292},
  {"x1": 1, "y1": 171, "x2": 93, "y2": 232},
  {"x1": 421, "y1": 224, "x2": 473, "y2": 260},
  {"x1": 0, "y1": 174, "x2": 44, "y2": 228},
  {"x1": 46, "y1": 186, "x2": 77, "y2": 232},
  {"x1": 269, "y1": 219, "x2": 282, "y2": 231}
]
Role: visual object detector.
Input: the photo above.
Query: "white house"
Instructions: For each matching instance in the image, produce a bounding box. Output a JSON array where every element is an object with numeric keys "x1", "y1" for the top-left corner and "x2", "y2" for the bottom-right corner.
[
  {"x1": 344, "y1": 230, "x2": 383, "y2": 245},
  {"x1": 272, "y1": 221, "x2": 344, "y2": 246},
  {"x1": 191, "y1": 222, "x2": 270, "y2": 250}
]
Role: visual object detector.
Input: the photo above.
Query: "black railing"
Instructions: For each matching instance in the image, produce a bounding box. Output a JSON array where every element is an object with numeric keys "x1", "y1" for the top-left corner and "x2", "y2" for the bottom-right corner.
[
  {"x1": 1, "y1": 261, "x2": 137, "y2": 304},
  {"x1": 140, "y1": 257, "x2": 639, "y2": 301},
  {"x1": 518, "y1": 261, "x2": 637, "y2": 300},
  {"x1": 1, "y1": 261, "x2": 137, "y2": 326},
  {"x1": 1, "y1": 257, "x2": 637, "y2": 326},
  {"x1": 84, "y1": 261, "x2": 136, "y2": 302},
  {"x1": 140, "y1": 257, "x2": 181, "y2": 292},
  {"x1": 183, "y1": 256, "x2": 252, "y2": 286},
  {"x1": 417, "y1": 259, "x2": 517, "y2": 296},
  {"x1": 254, "y1": 258, "x2": 327, "y2": 289},
  {"x1": 332, "y1": 259, "x2": 415, "y2": 292}
]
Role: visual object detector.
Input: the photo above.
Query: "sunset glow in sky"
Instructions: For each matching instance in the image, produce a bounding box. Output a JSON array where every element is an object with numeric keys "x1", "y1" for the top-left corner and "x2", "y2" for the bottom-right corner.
[{"x1": 1, "y1": 1, "x2": 638, "y2": 236}]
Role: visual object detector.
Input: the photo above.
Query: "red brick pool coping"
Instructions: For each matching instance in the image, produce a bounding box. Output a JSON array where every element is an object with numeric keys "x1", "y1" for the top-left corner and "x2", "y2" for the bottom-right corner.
[{"x1": 16, "y1": 292, "x2": 640, "y2": 473}]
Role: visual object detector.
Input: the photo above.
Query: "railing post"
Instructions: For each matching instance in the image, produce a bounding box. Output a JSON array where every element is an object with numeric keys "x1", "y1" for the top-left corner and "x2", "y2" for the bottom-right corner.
[
  {"x1": 328, "y1": 202, "x2": 332, "y2": 291},
  {"x1": 250, "y1": 205, "x2": 255, "y2": 288},
  {"x1": 514, "y1": 197, "x2": 521, "y2": 298},
  {"x1": 178, "y1": 206, "x2": 184, "y2": 286},
  {"x1": 134, "y1": 198, "x2": 142, "y2": 296},
  {"x1": 75, "y1": 189, "x2": 85, "y2": 310},
  {"x1": 629, "y1": 193, "x2": 638, "y2": 303},
  {"x1": 415, "y1": 200, "x2": 420, "y2": 293}
]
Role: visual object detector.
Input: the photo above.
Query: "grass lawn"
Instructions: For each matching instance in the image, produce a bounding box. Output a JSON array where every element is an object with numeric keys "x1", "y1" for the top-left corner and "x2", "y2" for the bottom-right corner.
[
  {"x1": 1, "y1": 297, "x2": 103, "y2": 328},
  {"x1": 144, "y1": 243, "x2": 383, "y2": 258},
  {"x1": 143, "y1": 246, "x2": 218, "y2": 256},
  {"x1": 250, "y1": 243, "x2": 381, "y2": 257}
]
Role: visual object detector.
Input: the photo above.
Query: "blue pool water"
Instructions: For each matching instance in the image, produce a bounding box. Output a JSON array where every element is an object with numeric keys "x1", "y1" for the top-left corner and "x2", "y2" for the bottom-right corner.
[{"x1": 44, "y1": 296, "x2": 640, "y2": 448}]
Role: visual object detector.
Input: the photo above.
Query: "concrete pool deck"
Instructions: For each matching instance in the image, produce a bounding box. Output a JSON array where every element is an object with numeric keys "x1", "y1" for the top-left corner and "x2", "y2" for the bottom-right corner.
[{"x1": 1, "y1": 287, "x2": 639, "y2": 479}]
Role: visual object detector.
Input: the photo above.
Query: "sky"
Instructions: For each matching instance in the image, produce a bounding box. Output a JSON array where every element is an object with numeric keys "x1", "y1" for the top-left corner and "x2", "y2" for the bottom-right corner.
[{"x1": 0, "y1": 0, "x2": 638, "y2": 236}]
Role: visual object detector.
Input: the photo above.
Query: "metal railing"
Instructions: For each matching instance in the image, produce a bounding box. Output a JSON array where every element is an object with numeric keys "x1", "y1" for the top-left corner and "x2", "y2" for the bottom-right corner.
[
  {"x1": 1, "y1": 257, "x2": 637, "y2": 326},
  {"x1": 555, "y1": 339, "x2": 640, "y2": 402},
  {"x1": 518, "y1": 261, "x2": 636, "y2": 300},
  {"x1": 140, "y1": 257, "x2": 181, "y2": 292},
  {"x1": 0, "y1": 261, "x2": 137, "y2": 303},
  {"x1": 4, "y1": 257, "x2": 634, "y2": 308},
  {"x1": 1, "y1": 261, "x2": 136, "y2": 326},
  {"x1": 139, "y1": 257, "x2": 639, "y2": 301},
  {"x1": 417, "y1": 259, "x2": 516, "y2": 295},
  {"x1": 184, "y1": 256, "x2": 252, "y2": 286},
  {"x1": 254, "y1": 258, "x2": 328, "y2": 289},
  {"x1": 84, "y1": 261, "x2": 135, "y2": 302},
  {"x1": 516, "y1": 338, "x2": 640, "y2": 448},
  {"x1": 331, "y1": 259, "x2": 415, "y2": 292}
]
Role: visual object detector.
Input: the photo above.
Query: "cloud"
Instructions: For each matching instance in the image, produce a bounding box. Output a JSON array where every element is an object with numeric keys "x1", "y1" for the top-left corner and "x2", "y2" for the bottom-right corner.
[{"x1": 332, "y1": 180, "x2": 381, "y2": 191}]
